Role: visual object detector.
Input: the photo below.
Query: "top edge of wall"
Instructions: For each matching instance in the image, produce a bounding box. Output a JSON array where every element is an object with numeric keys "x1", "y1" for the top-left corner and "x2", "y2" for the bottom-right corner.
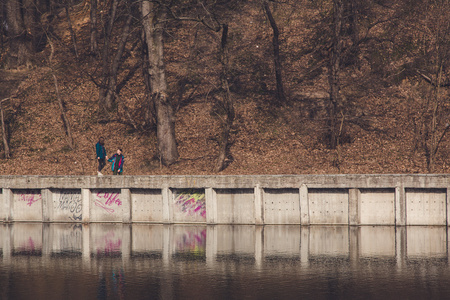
[{"x1": 0, "y1": 174, "x2": 449, "y2": 189}]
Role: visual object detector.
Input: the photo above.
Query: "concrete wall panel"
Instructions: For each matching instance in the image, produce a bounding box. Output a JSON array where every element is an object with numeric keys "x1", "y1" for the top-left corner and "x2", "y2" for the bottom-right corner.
[
  {"x1": 216, "y1": 189, "x2": 254, "y2": 224},
  {"x1": 172, "y1": 189, "x2": 206, "y2": 223},
  {"x1": 216, "y1": 225, "x2": 256, "y2": 256},
  {"x1": 359, "y1": 226, "x2": 395, "y2": 257},
  {"x1": 360, "y1": 189, "x2": 395, "y2": 225},
  {"x1": 49, "y1": 224, "x2": 82, "y2": 254},
  {"x1": 309, "y1": 226, "x2": 349, "y2": 258},
  {"x1": 132, "y1": 224, "x2": 164, "y2": 254},
  {"x1": 263, "y1": 189, "x2": 300, "y2": 224},
  {"x1": 308, "y1": 189, "x2": 348, "y2": 224},
  {"x1": 406, "y1": 188, "x2": 446, "y2": 225},
  {"x1": 90, "y1": 223, "x2": 126, "y2": 256},
  {"x1": 12, "y1": 189, "x2": 42, "y2": 221},
  {"x1": 406, "y1": 226, "x2": 447, "y2": 258},
  {"x1": 263, "y1": 225, "x2": 300, "y2": 257},
  {"x1": 90, "y1": 189, "x2": 123, "y2": 222},
  {"x1": 12, "y1": 223, "x2": 42, "y2": 254},
  {"x1": 52, "y1": 189, "x2": 82, "y2": 222},
  {"x1": 131, "y1": 189, "x2": 163, "y2": 222}
]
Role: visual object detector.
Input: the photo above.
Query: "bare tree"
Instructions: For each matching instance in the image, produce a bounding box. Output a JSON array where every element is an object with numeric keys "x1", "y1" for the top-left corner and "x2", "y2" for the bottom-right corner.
[
  {"x1": 327, "y1": 0, "x2": 344, "y2": 150},
  {"x1": 5, "y1": 0, "x2": 35, "y2": 68},
  {"x1": 98, "y1": 0, "x2": 134, "y2": 114},
  {"x1": 0, "y1": 98, "x2": 11, "y2": 158},
  {"x1": 49, "y1": 39, "x2": 74, "y2": 149},
  {"x1": 90, "y1": 0, "x2": 98, "y2": 54},
  {"x1": 64, "y1": 0, "x2": 79, "y2": 57},
  {"x1": 262, "y1": 0, "x2": 286, "y2": 105},
  {"x1": 407, "y1": 0, "x2": 450, "y2": 172},
  {"x1": 141, "y1": 0, "x2": 178, "y2": 165},
  {"x1": 214, "y1": 24, "x2": 235, "y2": 172}
]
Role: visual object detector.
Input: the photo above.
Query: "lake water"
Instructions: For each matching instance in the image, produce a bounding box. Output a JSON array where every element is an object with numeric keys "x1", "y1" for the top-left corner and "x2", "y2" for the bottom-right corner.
[{"x1": 0, "y1": 224, "x2": 449, "y2": 299}]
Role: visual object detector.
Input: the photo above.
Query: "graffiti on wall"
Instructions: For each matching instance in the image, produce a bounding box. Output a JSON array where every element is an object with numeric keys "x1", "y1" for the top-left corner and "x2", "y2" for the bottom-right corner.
[
  {"x1": 95, "y1": 230, "x2": 122, "y2": 256},
  {"x1": 16, "y1": 237, "x2": 41, "y2": 255},
  {"x1": 18, "y1": 192, "x2": 42, "y2": 206},
  {"x1": 94, "y1": 192, "x2": 122, "y2": 214},
  {"x1": 58, "y1": 224, "x2": 83, "y2": 252},
  {"x1": 175, "y1": 189, "x2": 206, "y2": 218},
  {"x1": 176, "y1": 229, "x2": 207, "y2": 255},
  {"x1": 57, "y1": 191, "x2": 82, "y2": 221}
]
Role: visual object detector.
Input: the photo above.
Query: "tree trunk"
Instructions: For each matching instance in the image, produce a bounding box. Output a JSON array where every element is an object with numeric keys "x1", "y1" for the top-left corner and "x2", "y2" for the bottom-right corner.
[
  {"x1": 215, "y1": 24, "x2": 235, "y2": 172},
  {"x1": 90, "y1": 0, "x2": 98, "y2": 54},
  {"x1": 263, "y1": 0, "x2": 286, "y2": 105},
  {"x1": 327, "y1": 0, "x2": 343, "y2": 150},
  {"x1": 0, "y1": 100, "x2": 11, "y2": 159},
  {"x1": 5, "y1": 0, "x2": 34, "y2": 69},
  {"x1": 142, "y1": 0, "x2": 178, "y2": 166},
  {"x1": 53, "y1": 73, "x2": 74, "y2": 149},
  {"x1": 104, "y1": 12, "x2": 133, "y2": 110},
  {"x1": 65, "y1": 0, "x2": 79, "y2": 57},
  {"x1": 49, "y1": 38, "x2": 74, "y2": 149},
  {"x1": 98, "y1": 0, "x2": 118, "y2": 115}
]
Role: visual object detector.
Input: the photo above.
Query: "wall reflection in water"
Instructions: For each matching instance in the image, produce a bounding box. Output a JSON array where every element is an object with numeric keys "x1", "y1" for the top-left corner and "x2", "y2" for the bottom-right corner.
[{"x1": 0, "y1": 224, "x2": 449, "y2": 299}]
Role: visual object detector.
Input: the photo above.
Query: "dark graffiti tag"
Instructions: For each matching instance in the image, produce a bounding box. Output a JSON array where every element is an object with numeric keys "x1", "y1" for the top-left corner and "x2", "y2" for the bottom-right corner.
[{"x1": 58, "y1": 191, "x2": 82, "y2": 221}]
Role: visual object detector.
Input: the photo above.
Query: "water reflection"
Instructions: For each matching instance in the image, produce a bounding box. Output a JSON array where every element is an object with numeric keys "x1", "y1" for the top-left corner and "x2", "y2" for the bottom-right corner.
[{"x1": 0, "y1": 224, "x2": 449, "y2": 299}]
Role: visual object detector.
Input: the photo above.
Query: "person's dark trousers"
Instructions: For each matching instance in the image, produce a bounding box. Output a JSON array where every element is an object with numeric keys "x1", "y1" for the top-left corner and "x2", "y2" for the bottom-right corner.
[{"x1": 98, "y1": 158, "x2": 106, "y2": 172}]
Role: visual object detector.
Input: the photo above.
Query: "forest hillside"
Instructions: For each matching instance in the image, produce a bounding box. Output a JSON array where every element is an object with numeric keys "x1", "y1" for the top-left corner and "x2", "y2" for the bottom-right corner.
[{"x1": 0, "y1": 0, "x2": 449, "y2": 175}]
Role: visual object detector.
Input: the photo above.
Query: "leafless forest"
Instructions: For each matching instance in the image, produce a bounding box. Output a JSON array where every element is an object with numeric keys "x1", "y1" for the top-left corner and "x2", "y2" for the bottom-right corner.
[{"x1": 0, "y1": 0, "x2": 449, "y2": 175}]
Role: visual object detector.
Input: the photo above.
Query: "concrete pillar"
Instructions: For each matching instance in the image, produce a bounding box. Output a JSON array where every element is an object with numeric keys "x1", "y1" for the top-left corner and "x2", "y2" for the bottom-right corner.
[
  {"x1": 300, "y1": 226, "x2": 309, "y2": 267},
  {"x1": 162, "y1": 188, "x2": 173, "y2": 224},
  {"x1": 81, "y1": 189, "x2": 90, "y2": 223},
  {"x1": 255, "y1": 226, "x2": 263, "y2": 268},
  {"x1": 42, "y1": 223, "x2": 51, "y2": 257},
  {"x1": 446, "y1": 188, "x2": 449, "y2": 227},
  {"x1": 121, "y1": 224, "x2": 131, "y2": 266},
  {"x1": 396, "y1": 226, "x2": 406, "y2": 269},
  {"x1": 205, "y1": 188, "x2": 217, "y2": 224},
  {"x1": 82, "y1": 224, "x2": 90, "y2": 267},
  {"x1": 2, "y1": 224, "x2": 11, "y2": 264},
  {"x1": 349, "y1": 226, "x2": 359, "y2": 264},
  {"x1": 41, "y1": 189, "x2": 53, "y2": 222},
  {"x1": 1, "y1": 188, "x2": 12, "y2": 222},
  {"x1": 254, "y1": 185, "x2": 263, "y2": 224},
  {"x1": 300, "y1": 184, "x2": 309, "y2": 225},
  {"x1": 206, "y1": 225, "x2": 217, "y2": 265},
  {"x1": 395, "y1": 186, "x2": 406, "y2": 226},
  {"x1": 348, "y1": 188, "x2": 360, "y2": 225},
  {"x1": 121, "y1": 189, "x2": 131, "y2": 223},
  {"x1": 162, "y1": 225, "x2": 171, "y2": 265},
  {"x1": 0, "y1": 190, "x2": 3, "y2": 221}
]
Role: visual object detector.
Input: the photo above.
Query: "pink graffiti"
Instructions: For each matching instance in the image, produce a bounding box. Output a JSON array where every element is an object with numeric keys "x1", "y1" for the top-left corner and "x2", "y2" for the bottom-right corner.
[
  {"x1": 175, "y1": 192, "x2": 206, "y2": 218},
  {"x1": 176, "y1": 230, "x2": 207, "y2": 252},
  {"x1": 94, "y1": 192, "x2": 122, "y2": 214},
  {"x1": 19, "y1": 194, "x2": 42, "y2": 206},
  {"x1": 96, "y1": 231, "x2": 122, "y2": 255},
  {"x1": 17, "y1": 237, "x2": 41, "y2": 254}
]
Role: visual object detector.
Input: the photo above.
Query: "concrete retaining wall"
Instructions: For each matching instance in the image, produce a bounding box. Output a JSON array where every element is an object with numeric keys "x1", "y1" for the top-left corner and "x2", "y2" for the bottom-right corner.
[{"x1": 0, "y1": 174, "x2": 449, "y2": 225}]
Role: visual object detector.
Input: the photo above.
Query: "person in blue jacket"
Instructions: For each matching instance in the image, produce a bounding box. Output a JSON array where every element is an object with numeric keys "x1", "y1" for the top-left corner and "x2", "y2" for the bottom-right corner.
[
  {"x1": 95, "y1": 137, "x2": 107, "y2": 176},
  {"x1": 108, "y1": 148, "x2": 124, "y2": 175}
]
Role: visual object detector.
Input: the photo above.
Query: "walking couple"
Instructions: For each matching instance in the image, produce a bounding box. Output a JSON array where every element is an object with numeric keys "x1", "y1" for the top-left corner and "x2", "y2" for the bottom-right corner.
[{"x1": 96, "y1": 137, "x2": 124, "y2": 176}]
